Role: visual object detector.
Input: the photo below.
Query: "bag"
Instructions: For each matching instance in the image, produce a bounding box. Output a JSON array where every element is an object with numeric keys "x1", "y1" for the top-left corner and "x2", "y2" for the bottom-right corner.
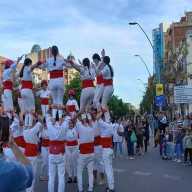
[{"x1": 131, "y1": 131, "x2": 137, "y2": 143}]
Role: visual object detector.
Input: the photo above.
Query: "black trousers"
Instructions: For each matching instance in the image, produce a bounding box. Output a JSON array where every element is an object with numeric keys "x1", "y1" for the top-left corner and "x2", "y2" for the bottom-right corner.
[{"x1": 184, "y1": 148, "x2": 192, "y2": 162}]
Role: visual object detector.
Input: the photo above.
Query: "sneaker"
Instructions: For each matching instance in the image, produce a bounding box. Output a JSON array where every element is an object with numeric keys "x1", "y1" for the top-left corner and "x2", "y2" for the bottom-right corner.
[
  {"x1": 67, "y1": 177, "x2": 73, "y2": 183},
  {"x1": 176, "y1": 159, "x2": 181, "y2": 163},
  {"x1": 73, "y1": 177, "x2": 77, "y2": 183},
  {"x1": 129, "y1": 157, "x2": 135, "y2": 160}
]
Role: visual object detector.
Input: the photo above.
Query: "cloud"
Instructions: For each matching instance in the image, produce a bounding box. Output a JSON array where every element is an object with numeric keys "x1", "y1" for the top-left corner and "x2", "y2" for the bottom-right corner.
[{"x1": 0, "y1": 0, "x2": 192, "y2": 107}]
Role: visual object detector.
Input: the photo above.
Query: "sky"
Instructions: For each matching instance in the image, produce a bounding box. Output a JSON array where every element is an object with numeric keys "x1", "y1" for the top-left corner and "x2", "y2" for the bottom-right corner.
[{"x1": 0, "y1": 0, "x2": 192, "y2": 108}]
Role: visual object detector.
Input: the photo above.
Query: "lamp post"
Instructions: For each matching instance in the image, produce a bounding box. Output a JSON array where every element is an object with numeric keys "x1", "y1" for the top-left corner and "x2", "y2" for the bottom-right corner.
[
  {"x1": 129, "y1": 22, "x2": 155, "y2": 113},
  {"x1": 129, "y1": 22, "x2": 154, "y2": 51},
  {"x1": 134, "y1": 55, "x2": 152, "y2": 77}
]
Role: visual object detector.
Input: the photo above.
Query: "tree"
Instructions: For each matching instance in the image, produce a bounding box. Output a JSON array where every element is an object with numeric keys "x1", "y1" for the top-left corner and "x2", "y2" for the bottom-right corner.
[{"x1": 64, "y1": 72, "x2": 81, "y2": 104}]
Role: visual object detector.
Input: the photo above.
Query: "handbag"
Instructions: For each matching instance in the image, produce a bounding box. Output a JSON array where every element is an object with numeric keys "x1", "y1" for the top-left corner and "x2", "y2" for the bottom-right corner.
[{"x1": 131, "y1": 131, "x2": 137, "y2": 143}]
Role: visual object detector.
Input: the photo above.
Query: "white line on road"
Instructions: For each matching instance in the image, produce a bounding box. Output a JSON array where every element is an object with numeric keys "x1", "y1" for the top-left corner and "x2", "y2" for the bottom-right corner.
[
  {"x1": 163, "y1": 174, "x2": 181, "y2": 181},
  {"x1": 133, "y1": 171, "x2": 152, "y2": 176}
]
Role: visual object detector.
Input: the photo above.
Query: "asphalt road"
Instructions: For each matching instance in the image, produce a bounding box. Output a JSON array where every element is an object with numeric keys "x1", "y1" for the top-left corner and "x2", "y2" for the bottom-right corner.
[{"x1": 36, "y1": 148, "x2": 192, "y2": 192}]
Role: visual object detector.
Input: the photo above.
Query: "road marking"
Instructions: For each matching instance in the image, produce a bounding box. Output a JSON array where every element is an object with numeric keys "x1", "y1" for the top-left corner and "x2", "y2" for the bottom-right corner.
[
  {"x1": 133, "y1": 171, "x2": 152, "y2": 176},
  {"x1": 114, "y1": 168, "x2": 127, "y2": 173},
  {"x1": 163, "y1": 174, "x2": 181, "y2": 181}
]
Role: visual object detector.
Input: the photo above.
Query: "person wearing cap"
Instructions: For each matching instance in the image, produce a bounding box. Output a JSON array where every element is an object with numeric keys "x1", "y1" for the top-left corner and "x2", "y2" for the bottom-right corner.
[
  {"x1": 23, "y1": 115, "x2": 43, "y2": 192},
  {"x1": 2, "y1": 56, "x2": 23, "y2": 119},
  {"x1": 66, "y1": 89, "x2": 79, "y2": 117},
  {"x1": 36, "y1": 80, "x2": 51, "y2": 118},
  {"x1": 69, "y1": 58, "x2": 95, "y2": 113}
]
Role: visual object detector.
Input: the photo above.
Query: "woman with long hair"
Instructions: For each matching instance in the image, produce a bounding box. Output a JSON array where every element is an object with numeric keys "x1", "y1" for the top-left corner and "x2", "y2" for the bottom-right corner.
[
  {"x1": 40, "y1": 46, "x2": 70, "y2": 120},
  {"x1": 19, "y1": 58, "x2": 39, "y2": 127},
  {"x1": 92, "y1": 53, "x2": 104, "y2": 110},
  {"x1": 98, "y1": 55, "x2": 114, "y2": 122},
  {"x1": 69, "y1": 57, "x2": 95, "y2": 113}
]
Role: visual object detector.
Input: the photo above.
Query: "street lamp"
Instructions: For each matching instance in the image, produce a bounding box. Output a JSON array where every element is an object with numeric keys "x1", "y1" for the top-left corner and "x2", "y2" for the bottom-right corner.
[
  {"x1": 134, "y1": 54, "x2": 152, "y2": 77},
  {"x1": 129, "y1": 22, "x2": 154, "y2": 50}
]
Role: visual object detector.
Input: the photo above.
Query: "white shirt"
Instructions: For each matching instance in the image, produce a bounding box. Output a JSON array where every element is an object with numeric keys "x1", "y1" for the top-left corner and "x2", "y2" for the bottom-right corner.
[
  {"x1": 101, "y1": 64, "x2": 113, "y2": 80},
  {"x1": 36, "y1": 89, "x2": 51, "y2": 99},
  {"x1": 3, "y1": 63, "x2": 17, "y2": 81},
  {"x1": 10, "y1": 117, "x2": 23, "y2": 138},
  {"x1": 22, "y1": 66, "x2": 32, "y2": 81},
  {"x1": 65, "y1": 128, "x2": 78, "y2": 142},
  {"x1": 97, "y1": 119, "x2": 114, "y2": 138},
  {"x1": 42, "y1": 56, "x2": 69, "y2": 72},
  {"x1": 46, "y1": 116, "x2": 68, "y2": 141},
  {"x1": 79, "y1": 66, "x2": 95, "y2": 81},
  {"x1": 23, "y1": 122, "x2": 42, "y2": 144},
  {"x1": 113, "y1": 123, "x2": 123, "y2": 142},
  {"x1": 75, "y1": 121, "x2": 95, "y2": 144}
]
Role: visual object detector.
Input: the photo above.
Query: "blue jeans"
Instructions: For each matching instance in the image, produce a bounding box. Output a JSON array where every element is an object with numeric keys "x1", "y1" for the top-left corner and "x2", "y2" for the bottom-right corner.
[
  {"x1": 127, "y1": 139, "x2": 134, "y2": 156},
  {"x1": 166, "y1": 142, "x2": 174, "y2": 158},
  {"x1": 175, "y1": 143, "x2": 182, "y2": 159},
  {"x1": 114, "y1": 142, "x2": 123, "y2": 156}
]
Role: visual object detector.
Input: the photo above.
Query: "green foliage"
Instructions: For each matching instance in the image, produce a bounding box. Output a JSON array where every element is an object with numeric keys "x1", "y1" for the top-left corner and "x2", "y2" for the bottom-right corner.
[
  {"x1": 108, "y1": 95, "x2": 135, "y2": 120},
  {"x1": 64, "y1": 72, "x2": 81, "y2": 104},
  {"x1": 140, "y1": 85, "x2": 155, "y2": 114}
]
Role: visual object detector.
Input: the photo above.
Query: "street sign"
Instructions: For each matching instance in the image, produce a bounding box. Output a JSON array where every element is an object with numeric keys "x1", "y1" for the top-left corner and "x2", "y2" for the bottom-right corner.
[
  {"x1": 174, "y1": 85, "x2": 192, "y2": 104},
  {"x1": 155, "y1": 95, "x2": 166, "y2": 107},
  {"x1": 156, "y1": 84, "x2": 164, "y2": 96}
]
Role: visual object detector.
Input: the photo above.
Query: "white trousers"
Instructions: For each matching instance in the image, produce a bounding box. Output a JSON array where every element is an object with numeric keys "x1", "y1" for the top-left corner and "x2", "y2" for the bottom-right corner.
[
  {"x1": 2, "y1": 89, "x2": 14, "y2": 111},
  {"x1": 41, "y1": 104, "x2": 49, "y2": 118},
  {"x1": 102, "y1": 148, "x2": 114, "y2": 190},
  {"x1": 77, "y1": 154, "x2": 94, "y2": 191},
  {"x1": 18, "y1": 97, "x2": 25, "y2": 114},
  {"x1": 48, "y1": 154, "x2": 65, "y2": 192},
  {"x1": 101, "y1": 85, "x2": 113, "y2": 122},
  {"x1": 48, "y1": 78, "x2": 64, "y2": 118},
  {"x1": 80, "y1": 87, "x2": 95, "y2": 112},
  {"x1": 26, "y1": 156, "x2": 38, "y2": 192},
  {"x1": 93, "y1": 84, "x2": 104, "y2": 110},
  {"x1": 94, "y1": 146, "x2": 104, "y2": 173},
  {"x1": 65, "y1": 146, "x2": 78, "y2": 178},
  {"x1": 21, "y1": 88, "x2": 35, "y2": 127},
  {"x1": 41, "y1": 147, "x2": 49, "y2": 177}
]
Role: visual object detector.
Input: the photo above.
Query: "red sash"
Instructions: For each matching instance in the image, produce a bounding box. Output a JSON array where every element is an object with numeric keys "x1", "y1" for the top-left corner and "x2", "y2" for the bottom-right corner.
[
  {"x1": 21, "y1": 80, "x2": 33, "y2": 89},
  {"x1": 24, "y1": 143, "x2": 38, "y2": 157},
  {"x1": 66, "y1": 140, "x2": 78, "y2": 146},
  {"x1": 66, "y1": 105, "x2": 76, "y2": 113},
  {"x1": 100, "y1": 137, "x2": 113, "y2": 148},
  {"x1": 49, "y1": 140, "x2": 65, "y2": 154},
  {"x1": 103, "y1": 79, "x2": 113, "y2": 86},
  {"x1": 49, "y1": 70, "x2": 63, "y2": 79},
  {"x1": 42, "y1": 139, "x2": 49, "y2": 147},
  {"x1": 79, "y1": 142, "x2": 94, "y2": 154},
  {"x1": 82, "y1": 80, "x2": 94, "y2": 89},
  {"x1": 96, "y1": 74, "x2": 104, "y2": 84},
  {"x1": 40, "y1": 98, "x2": 49, "y2": 105},
  {"x1": 14, "y1": 136, "x2": 26, "y2": 148},
  {"x1": 94, "y1": 136, "x2": 101, "y2": 146},
  {"x1": 3, "y1": 80, "x2": 13, "y2": 90}
]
